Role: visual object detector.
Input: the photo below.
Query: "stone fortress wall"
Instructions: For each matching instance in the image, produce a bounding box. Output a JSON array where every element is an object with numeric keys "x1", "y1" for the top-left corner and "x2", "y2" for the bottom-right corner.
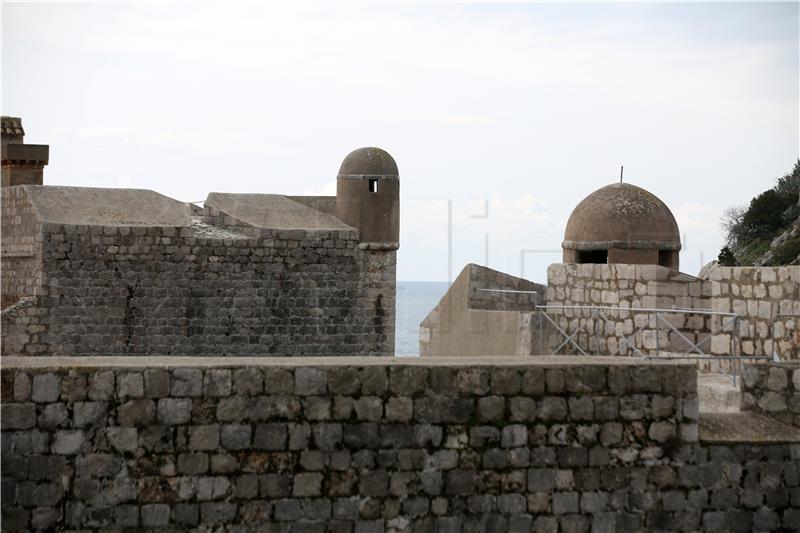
[
  {"x1": 420, "y1": 264, "x2": 545, "y2": 358},
  {"x1": 2, "y1": 220, "x2": 395, "y2": 357},
  {"x1": 3, "y1": 118, "x2": 799, "y2": 532},
  {"x1": 543, "y1": 264, "x2": 799, "y2": 362},
  {"x1": 2, "y1": 356, "x2": 799, "y2": 532},
  {"x1": 1, "y1": 144, "x2": 400, "y2": 358},
  {"x1": 708, "y1": 266, "x2": 800, "y2": 360},
  {"x1": 0, "y1": 186, "x2": 42, "y2": 308},
  {"x1": 544, "y1": 263, "x2": 713, "y2": 357}
]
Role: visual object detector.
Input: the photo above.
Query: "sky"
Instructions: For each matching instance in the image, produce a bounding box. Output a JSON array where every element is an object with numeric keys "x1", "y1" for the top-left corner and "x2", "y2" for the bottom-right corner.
[{"x1": 3, "y1": 1, "x2": 798, "y2": 282}]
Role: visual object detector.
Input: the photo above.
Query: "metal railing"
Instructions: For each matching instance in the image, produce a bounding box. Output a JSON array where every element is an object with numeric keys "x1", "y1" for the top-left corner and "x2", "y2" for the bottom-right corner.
[
  {"x1": 473, "y1": 288, "x2": 776, "y2": 386},
  {"x1": 534, "y1": 304, "x2": 776, "y2": 386}
]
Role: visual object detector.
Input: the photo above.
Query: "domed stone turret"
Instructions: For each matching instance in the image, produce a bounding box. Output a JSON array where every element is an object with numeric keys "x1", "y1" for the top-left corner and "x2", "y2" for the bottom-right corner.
[
  {"x1": 562, "y1": 182, "x2": 681, "y2": 268},
  {"x1": 335, "y1": 147, "x2": 399, "y2": 249}
]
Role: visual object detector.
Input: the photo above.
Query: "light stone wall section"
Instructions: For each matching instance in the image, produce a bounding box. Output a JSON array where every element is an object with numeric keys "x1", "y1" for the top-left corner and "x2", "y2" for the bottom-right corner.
[
  {"x1": 1, "y1": 222, "x2": 396, "y2": 357},
  {"x1": 0, "y1": 186, "x2": 42, "y2": 308},
  {"x1": 707, "y1": 266, "x2": 800, "y2": 360},
  {"x1": 741, "y1": 362, "x2": 800, "y2": 428},
  {"x1": 420, "y1": 264, "x2": 545, "y2": 357},
  {"x1": 545, "y1": 264, "x2": 712, "y2": 357}
]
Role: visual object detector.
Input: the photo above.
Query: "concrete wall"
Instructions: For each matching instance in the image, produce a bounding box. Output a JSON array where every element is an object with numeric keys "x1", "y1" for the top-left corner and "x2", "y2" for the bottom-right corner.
[
  {"x1": 2, "y1": 356, "x2": 799, "y2": 532},
  {"x1": 1, "y1": 186, "x2": 41, "y2": 308},
  {"x1": 420, "y1": 264, "x2": 545, "y2": 357},
  {"x1": 1, "y1": 222, "x2": 395, "y2": 357},
  {"x1": 708, "y1": 266, "x2": 800, "y2": 360},
  {"x1": 545, "y1": 264, "x2": 712, "y2": 357},
  {"x1": 741, "y1": 362, "x2": 800, "y2": 428}
]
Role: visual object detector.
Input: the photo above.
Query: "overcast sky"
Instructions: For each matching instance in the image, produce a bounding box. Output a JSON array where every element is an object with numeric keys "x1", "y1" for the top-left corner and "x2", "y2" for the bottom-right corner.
[{"x1": 3, "y1": 1, "x2": 798, "y2": 282}]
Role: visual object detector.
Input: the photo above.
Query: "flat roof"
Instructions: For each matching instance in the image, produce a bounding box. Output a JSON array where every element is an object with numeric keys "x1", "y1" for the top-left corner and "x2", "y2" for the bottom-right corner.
[
  {"x1": 205, "y1": 193, "x2": 353, "y2": 231},
  {"x1": 20, "y1": 185, "x2": 190, "y2": 227}
]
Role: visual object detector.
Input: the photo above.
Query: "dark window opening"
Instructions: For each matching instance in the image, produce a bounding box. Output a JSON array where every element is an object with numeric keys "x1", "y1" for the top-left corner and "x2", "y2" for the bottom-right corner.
[
  {"x1": 577, "y1": 249, "x2": 608, "y2": 264},
  {"x1": 658, "y1": 250, "x2": 674, "y2": 268},
  {"x1": 369, "y1": 178, "x2": 379, "y2": 193}
]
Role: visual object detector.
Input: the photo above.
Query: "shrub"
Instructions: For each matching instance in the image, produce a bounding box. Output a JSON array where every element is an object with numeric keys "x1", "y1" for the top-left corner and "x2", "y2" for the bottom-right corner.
[{"x1": 717, "y1": 246, "x2": 737, "y2": 266}]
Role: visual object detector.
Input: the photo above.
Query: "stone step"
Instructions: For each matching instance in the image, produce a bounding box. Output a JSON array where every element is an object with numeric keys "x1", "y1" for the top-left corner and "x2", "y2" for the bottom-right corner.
[{"x1": 698, "y1": 373, "x2": 741, "y2": 413}]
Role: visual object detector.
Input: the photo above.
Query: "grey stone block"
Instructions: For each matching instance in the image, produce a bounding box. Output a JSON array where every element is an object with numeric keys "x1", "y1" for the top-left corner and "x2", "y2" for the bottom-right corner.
[
  {"x1": 106, "y1": 427, "x2": 138, "y2": 452},
  {"x1": 293, "y1": 472, "x2": 323, "y2": 497},
  {"x1": 32, "y1": 373, "x2": 60, "y2": 403},
  {"x1": 221, "y1": 424, "x2": 252, "y2": 450},
  {"x1": 157, "y1": 398, "x2": 192, "y2": 425},
  {"x1": 1, "y1": 403, "x2": 36, "y2": 430},
  {"x1": 502, "y1": 424, "x2": 527, "y2": 448},
  {"x1": 189, "y1": 425, "x2": 220, "y2": 450},
  {"x1": 172, "y1": 369, "x2": 203, "y2": 397},
  {"x1": 254, "y1": 423, "x2": 287, "y2": 450},
  {"x1": 118, "y1": 399, "x2": 156, "y2": 427},
  {"x1": 552, "y1": 491, "x2": 579, "y2": 514},
  {"x1": 144, "y1": 369, "x2": 170, "y2": 398},
  {"x1": 141, "y1": 503, "x2": 170, "y2": 527},
  {"x1": 51, "y1": 430, "x2": 85, "y2": 455},
  {"x1": 295, "y1": 368, "x2": 327, "y2": 396},
  {"x1": 204, "y1": 370, "x2": 232, "y2": 397},
  {"x1": 117, "y1": 373, "x2": 144, "y2": 398}
]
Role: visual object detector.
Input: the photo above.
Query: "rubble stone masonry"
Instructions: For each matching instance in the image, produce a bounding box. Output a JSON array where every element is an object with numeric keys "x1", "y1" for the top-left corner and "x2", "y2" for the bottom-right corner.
[
  {"x1": 708, "y1": 267, "x2": 800, "y2": 360},
  {"x1": 1, "y1": 357, "x2": 798, "y2": 532},
  {"x1": 545, "y1": 264, "x2": 712, "y2": 357},
  {"x1": 741, "y1": 362, "x2": 800, "y2": 428},
  {"x1": 1, "y1": 223, "x2": 395, "y2": 357},
  {"x1": 545, "y1": 264, "x2": 799, "y2": 363}
]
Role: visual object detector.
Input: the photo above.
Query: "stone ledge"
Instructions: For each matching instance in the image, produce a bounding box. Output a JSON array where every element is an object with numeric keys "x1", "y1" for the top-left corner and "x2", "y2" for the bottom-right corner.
[
  {"x1": 699, "y1": 412, "x2": 800, "y2": 443},
  {"x1": 0, "y1": 355, "x2": 695, "y2": 369}
]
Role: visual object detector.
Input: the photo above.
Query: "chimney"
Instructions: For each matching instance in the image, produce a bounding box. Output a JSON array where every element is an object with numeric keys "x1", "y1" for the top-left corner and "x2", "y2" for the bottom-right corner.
[{"x1": 1, "y1": 116, "x2": 49, "y2": 187}]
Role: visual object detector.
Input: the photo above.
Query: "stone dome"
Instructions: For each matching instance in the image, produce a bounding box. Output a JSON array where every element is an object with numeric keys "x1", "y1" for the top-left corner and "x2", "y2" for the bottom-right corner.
[
  {"x1": 338, "y1": 147, "x2": 398, "y2": 177},
  {"x1": 562, "y1": 182, "x2": 681, "y2": 267}
]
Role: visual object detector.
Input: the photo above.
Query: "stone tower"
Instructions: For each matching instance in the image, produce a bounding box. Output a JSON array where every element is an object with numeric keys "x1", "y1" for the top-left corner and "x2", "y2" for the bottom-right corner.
[
  {"x1": 562, "y1": 182, "x2": 681, "y2": 269},
  {"x1": 1, "y1": 117, "x2": 49, "y2": 187},
  {"x1": 335, "y1": 147, "x2": 399, "y2": 355},
  {"x1": 335, "y1": 147, "x2": 400, "y2": 249}
]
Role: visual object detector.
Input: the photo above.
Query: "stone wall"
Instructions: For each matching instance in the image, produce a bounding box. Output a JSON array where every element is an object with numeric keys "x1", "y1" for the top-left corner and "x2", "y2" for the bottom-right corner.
[
  {"x1": 741, "y1": 362, "x2": 800, "y2": 428},
  {"x1": 420, "y1": 265, "x2": 545, "y2": 357},
  {"x1": 545, "y1": 264, "x2": 713, "y2": 356},
  {"x1": 1, "y1": 186, "x2": 41, "y2": 308},
  {"x1": 2, "y1": 357, "x2": 799, "y2": 532},
  {"x1": 708, "y1": 266, "x2": 800, "y2": 360},
  {"x1": 1, "y1": 222, "x2": 395, "y2": 357}
]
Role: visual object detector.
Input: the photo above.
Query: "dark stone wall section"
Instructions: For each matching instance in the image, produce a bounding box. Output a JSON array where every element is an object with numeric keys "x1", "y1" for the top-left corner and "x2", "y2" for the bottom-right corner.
[
  {"x1": 1, "y1": 224, "x2": 396, "y2": 357},
  {"x1": 1, "y1": 360, "x2": 798, "y2": 532}
]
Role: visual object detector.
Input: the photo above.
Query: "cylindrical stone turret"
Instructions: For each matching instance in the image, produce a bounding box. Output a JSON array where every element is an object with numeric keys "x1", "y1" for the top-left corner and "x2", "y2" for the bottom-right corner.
[{"x1": 335, "y1": 147, "x2": 399, "y2": 249}]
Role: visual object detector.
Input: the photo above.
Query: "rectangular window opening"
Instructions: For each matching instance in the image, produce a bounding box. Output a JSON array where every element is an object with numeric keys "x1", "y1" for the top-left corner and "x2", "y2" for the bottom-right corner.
[
  {"x1": 369, "y1": 178, "x2": 379, "y2": 193},
  {"x1": 577, "y1": 249, "x2": 608, "y2": 264}
]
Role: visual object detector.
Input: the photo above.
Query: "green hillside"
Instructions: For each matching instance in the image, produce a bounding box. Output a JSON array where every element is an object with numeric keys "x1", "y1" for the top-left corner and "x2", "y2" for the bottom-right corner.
[{"x1": 719, "y1": 160, "x2": 800, "y2": 266}]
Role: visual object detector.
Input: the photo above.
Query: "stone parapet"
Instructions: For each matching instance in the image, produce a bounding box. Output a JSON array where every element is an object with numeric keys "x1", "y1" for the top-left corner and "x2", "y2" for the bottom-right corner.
[
  {"x1": 2, "y1": 356, "x2": 798, "y2": 531},
  {"x1": 0, "y1": 356, "x2": 696, "y2": 531}
]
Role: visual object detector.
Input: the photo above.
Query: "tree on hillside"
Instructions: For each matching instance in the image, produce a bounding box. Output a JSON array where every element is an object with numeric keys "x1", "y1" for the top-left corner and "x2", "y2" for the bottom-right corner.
[{"x1": 719, "y1": 159, "x2": 800, "y2": 265}]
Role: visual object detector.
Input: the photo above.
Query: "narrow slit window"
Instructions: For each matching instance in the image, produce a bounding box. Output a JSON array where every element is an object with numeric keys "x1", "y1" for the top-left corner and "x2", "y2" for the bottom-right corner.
[{"x1": 369, "y1": 178, "x2": 379, "y2": 193}]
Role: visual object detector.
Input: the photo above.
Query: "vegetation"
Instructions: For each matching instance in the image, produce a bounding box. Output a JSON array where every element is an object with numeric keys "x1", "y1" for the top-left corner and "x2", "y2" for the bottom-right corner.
[
  {"x1": 717, "y1": 246, "x2": 737, "y2": 267},
  {"x1": 720, "y1": 160, "x2": 800, "y2": 266}
]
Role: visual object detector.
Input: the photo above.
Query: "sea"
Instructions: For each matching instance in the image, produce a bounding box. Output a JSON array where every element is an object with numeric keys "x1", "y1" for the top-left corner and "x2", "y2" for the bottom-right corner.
[{"x1": 394, "y1": 281, "x2": 450, "y2": 357}]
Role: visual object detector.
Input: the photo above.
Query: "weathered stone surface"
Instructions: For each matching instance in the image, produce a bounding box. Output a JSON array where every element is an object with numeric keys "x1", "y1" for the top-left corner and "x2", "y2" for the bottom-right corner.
[
  {"x1": 1, "y1": 206, "x2": 397, "y2": 358},
  {"x1": 1, "y1": 358, "x2": 797, "y2": 532},
  {"x1": 31, "y1": 373, "x2": 60, "y2": 403}
]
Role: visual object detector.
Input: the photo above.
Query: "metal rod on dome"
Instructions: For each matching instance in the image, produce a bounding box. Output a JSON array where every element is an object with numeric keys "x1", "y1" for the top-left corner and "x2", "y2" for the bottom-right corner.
[{"x1": 620, "y1": 166, "x2": 624, "y2": 183}]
